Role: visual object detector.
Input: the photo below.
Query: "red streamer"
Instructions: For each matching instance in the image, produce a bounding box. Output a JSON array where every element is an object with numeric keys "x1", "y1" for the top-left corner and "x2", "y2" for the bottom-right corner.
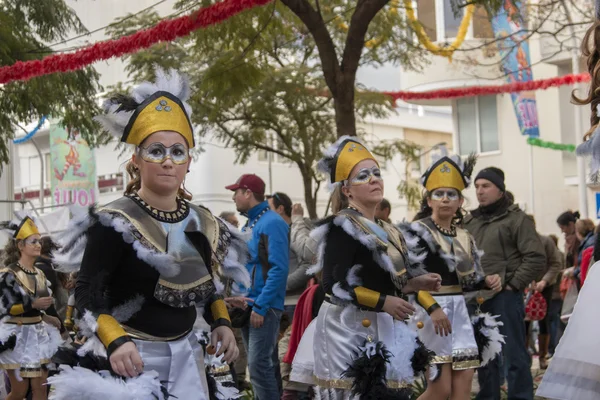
[
  {"x1": 0, "y1": 0, "x2": 273, "y2": 84},
  {"x1": 383, "y1": 73, "x2": 591, "y2": 101}
]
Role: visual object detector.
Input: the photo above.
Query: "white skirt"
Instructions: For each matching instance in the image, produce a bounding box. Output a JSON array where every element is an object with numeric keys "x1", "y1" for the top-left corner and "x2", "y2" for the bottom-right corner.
[
  {"x1": 411, "y1": 294, "x2": 480, "y2": 370},
  {"x1": 291, "y1": 301, "x2": 422, "y2": 397},
  {"x1": 133, "y1": 331, "x2": 209, "y2": 400},
  {"x1": 0, "y1": 320, "x2": 62, "y2": 377},
  {"x1": 536, "y1": 262, "x2": 600, "y2": 400}
]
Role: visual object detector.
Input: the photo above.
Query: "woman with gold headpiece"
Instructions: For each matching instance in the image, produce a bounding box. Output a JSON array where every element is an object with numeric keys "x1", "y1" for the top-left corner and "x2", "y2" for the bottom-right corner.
[
  {"x1": 47, "y1": 69, "x2": 249, "y2": 400},
  {"x1": 290, "y1": 136, "x2": 444, "y2": 399},
  {"x1": 399, "y1": 151, "x2": 503, "y2": 400},
  {"x1": 0, "y1": 216, "x2": 63, "y2": 400}
]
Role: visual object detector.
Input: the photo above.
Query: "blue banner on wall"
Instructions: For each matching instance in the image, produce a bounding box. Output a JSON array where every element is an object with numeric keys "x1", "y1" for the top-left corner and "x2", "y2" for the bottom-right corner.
[{"x1": 491, "y1": 1, "x2": 540, "y2": 137}]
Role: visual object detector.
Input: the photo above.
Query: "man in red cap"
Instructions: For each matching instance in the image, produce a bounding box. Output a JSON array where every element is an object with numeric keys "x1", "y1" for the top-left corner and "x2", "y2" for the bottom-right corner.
[{"x1": 226, "y1": 174, "x2": 289, "y2": 398}]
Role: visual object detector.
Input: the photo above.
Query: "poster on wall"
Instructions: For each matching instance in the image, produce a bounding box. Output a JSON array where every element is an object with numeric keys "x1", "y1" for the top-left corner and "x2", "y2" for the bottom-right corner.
[
  {"x1": 491, "y1": 0, "x2": 540, "y2": 137},
  {"x1": 49, "y1": 123, "x2": 98, "y2": 207}
]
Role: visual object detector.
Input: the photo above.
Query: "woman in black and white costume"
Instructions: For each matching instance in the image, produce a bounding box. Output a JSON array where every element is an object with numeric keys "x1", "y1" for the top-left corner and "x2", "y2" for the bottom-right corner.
[
  {"x1": 399, "y1": 151, "x2": 503, "y2": 400},
  {"x1": 0, "y1": 216, "x2": 63, "y2": 400},
  {"x1": 48, "y1": 68, "x2": 249, "y2": 400},
  {"x1": 291, "y1": 136, "x2": 443, "y2": 399}
]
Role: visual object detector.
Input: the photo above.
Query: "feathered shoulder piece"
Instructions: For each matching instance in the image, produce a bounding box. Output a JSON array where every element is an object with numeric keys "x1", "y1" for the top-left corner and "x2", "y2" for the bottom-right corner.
[
  {"x1": 420, "y1": 146, "x2": 477, "y2": 192},
  {"x1": 317, "y1": 136, "x2": 378, "y2": 190},
  {"x1": 94, "y1": 67, "x2": 195, "y2": 148}
]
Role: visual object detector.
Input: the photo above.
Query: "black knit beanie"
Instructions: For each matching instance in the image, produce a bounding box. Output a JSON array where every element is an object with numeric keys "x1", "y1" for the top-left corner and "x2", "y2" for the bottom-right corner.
[{"x1": 475, "y1": 167, "x2": 505, "y2": 192}]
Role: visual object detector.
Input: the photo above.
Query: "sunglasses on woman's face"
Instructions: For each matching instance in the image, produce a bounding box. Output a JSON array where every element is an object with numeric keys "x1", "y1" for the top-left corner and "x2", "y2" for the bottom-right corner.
[{"x1": 431, "y1": 189, "x2": 460, "y2": 201}]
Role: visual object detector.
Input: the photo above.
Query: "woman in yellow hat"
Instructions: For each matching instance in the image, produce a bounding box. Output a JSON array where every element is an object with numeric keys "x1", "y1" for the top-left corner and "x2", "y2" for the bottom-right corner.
[
  {"x1": 400, "y1": 151, "x2": 503, "y2": 400},
  {"x1": 0, "y1": 216, "x2": 63, "y2": 400},
  {"x1": 291, "y1": 136, "x2": 443, "y2": 399},
  {"x1": 48, "y1": 69, "x2": 249, "y2": 400}
]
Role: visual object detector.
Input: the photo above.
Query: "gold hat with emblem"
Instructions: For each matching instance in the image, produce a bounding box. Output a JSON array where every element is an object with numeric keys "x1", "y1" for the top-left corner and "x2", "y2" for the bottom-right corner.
[
  {"x1": 318, "y1": 136, "x2": 379, "y2": 185},
  {"x1": 13, "y1": 217, "x2": 40, "y2": 241},
  {"x1": 421, "y1": 149, "x2": 477, "y2": 192},
  {"x1": 95, "y1": 68, "x2": 195, "y2": 148}
]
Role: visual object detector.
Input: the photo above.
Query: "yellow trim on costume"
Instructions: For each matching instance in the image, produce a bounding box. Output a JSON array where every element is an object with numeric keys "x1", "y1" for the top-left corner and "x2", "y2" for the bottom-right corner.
[
  {"x1": 424, "y1": 160, "x2": 466, "y2": 192},
  {"x1": 97, "y1": 314, "x2": 128, "y2": 348},
  {"x1": 404, "y1": 0, "x2": 474, "y2": 60},
  {"x1": 354, "y1": 286, "x2": 381, "y2": 309},
  {"x1": 125, "y1": 94, "x2": 193, "y2": 147},
  {"x1": 334, "y1": 140, "x2": 378, "y2": 183},
  {"x1": 6, "y1": 316, "x2": 42, "y2": 324},
  {"x1": 210, "y1": 299, "x2": 231, "y2": 322},
  {"x1": 417, "y1": 291, "x2": 439, "y2": 311},
  {"x1": 14, "y1": 217, "x2": 39, "y2": 241},
  {"x1": 9, "y1": 304, "x2": 25, "y2": 316}
]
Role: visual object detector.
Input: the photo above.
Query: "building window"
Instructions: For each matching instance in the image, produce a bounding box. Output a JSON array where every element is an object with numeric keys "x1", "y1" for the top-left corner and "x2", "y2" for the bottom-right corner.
[
  {"x1": 456, "y1": 95, "x2": 499, "y2": 155},
  {"x1": 414, "y1": 1, "x2": 494, "y2": 42},
  {"x1": 443, "y1": 0, "x2": 462, "y2": 39},
  {"x1": 416, "y1": 0, "x2": 437, "y2": 41}
]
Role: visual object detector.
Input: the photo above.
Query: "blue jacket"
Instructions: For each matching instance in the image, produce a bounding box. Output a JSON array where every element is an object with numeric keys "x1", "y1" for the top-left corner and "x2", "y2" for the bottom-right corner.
[{"x1": 243, "y1": 202, "x2": 289, "y2": 316}]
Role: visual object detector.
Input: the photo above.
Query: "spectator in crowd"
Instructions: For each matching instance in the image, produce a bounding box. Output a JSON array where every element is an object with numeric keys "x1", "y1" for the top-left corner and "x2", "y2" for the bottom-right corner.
[
  {"x1": 547, "y1": 234, "x2": 566, "y2": 358},
  {"x1": 564, "y1": 218, "x2": 595, "y2": 286},
  {"x1": 267, "y1": 193, "x2": 318, "y2": 400},
  {"x1": 579, "y1": 224, "x2": 600, "y2": 286},
  {"x1": 556, "y1": 211, "x2": 580, "y2": 269},
  {"x1": 227, "y1": 174, "x2": 289, "y2": 399},
  {"x1": 527, "y1": 215, "x2": 563, "y2": 370},
  {"x1": 464, "y1": 167, "x2": 545, "y2": 400},
  {"x1": 220, "y1": 211, "x2": 240, "y2": 228},
  {"x1": 375, "y1": 198, "x2": 392, "y2": 223}
]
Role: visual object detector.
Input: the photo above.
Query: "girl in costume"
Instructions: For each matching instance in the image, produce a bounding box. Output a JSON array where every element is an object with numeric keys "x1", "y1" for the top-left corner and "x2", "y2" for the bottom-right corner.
[
  {"x1": 0, "y1": 216, "x2": 63, "y2": 400},
  {"x1": 399, "y1": 151, "x2": 503, "y2": 400},
  {"x1": 48, "y1": 69, "x2": 249, "y2": 400},
  {"x1": 536, "y1": 10, "x2": 600, "y2": 399},
  {"x1": 293, "y1": 136, "x2": 443, "y2": 399}
]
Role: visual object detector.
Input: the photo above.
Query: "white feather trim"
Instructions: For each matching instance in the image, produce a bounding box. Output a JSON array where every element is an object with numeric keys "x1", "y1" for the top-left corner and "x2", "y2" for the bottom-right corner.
[
  {"x1": 214, "y1": 380, "x2": 242, "y2": 400},
  {"x1": 78, "y1": 310, "x2": 99, "y2": 338},
  {"x1": 387, "y1": 321, "x2": 419, "y2": 384},
  {"x1": 332, "y1": 283, "x2": 353, "y2": 301},
  {"x1": 111, "y1": 295, "x2": 145, "y2": 323},
  {"x1": 76, "y1": 336, "x2": 107, "y2": 358},
  {"x1": 47, "y1": 366, "x2": 166, "y2": 400},
  {"x1": 346, "y1": 265, "x2": 363, "y2": 287},
  {"x1": 472, "y1": 313, "x2": 505, "y2": 367},
  {"x1": 306, "y1": 224, "x2": 330, "y2": 276}
]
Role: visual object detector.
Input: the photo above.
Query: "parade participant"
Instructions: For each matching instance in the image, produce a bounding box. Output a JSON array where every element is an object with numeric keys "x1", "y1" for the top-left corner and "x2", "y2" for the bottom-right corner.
[
  {"x1": 48, "y1": 68, "x2": 250, "y2": 400},
  {"x1": 400, "y1": 151, "x2": 504, "y2": 400},
  {"x1": 0, "y1": 216, "x2": 63, "y2": 400},
  {"x1": 537, "y1": 13, "x2": 600, "y2": 399},
  {"x1": 291, "y1": 136, "x2": 442, "y2": 399}
]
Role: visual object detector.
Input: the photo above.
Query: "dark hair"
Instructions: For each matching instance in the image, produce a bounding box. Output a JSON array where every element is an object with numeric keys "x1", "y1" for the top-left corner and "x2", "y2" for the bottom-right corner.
[
  {"x1": 40, "y1": 236, "x2": 58, "y2": 257},
  {"x1": 268, "y1": 192, "x2": 292, "y2": 218},
  {"x1": 573, "y1": 21, "x2": 600, "y2": 140},
  {"x1": 506, "y1": 191, "x2": 515, "y2": 205},
  {"x1": 556, "y1": 211, "x2": 580, "y2": 226},
  {"x1": 219, "y1": 211, "x2": 235, "y2": 220},
  {"x1": 379, "y1": 198, "x2": 391, "y2": 212},
  {"x1": 413, "y1": 190, "x2": 465, "y2": 225}
]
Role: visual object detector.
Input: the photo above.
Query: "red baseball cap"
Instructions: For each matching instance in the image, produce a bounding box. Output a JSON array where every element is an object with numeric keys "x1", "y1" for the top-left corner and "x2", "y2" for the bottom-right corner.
[{"x1": 225, "y1": 174, "x2": 266, "y2": 195}]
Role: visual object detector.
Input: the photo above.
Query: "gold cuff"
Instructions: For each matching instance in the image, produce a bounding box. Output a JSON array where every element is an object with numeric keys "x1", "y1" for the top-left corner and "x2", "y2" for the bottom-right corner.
[
  {"x1": 65, "y1": 305, "x2": 74, "y2": 320},
  {"x1": 97, "y1": 314, "x2": 128, "y2": 348},
  {"x1": 354, "y1": 286, "x2": 381, "y2": 309},
  {"x1": 210, "y1": 299, "x2": 231, "y2": 322},
  {"x1": 417, "y1": 291, "x2": 438, "y2": 311},
  {"x1": 9, "y1": 304, "x2": 25, "y2": 316}
]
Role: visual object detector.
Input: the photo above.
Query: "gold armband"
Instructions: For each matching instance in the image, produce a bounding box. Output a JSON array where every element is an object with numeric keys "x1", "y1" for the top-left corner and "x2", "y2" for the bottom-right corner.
[
  {"x1": 97, "y1": 314, "x2": 128, "y2": 348},
  {"x1": 354, "y1": 287, "x2": 382, "y2": 309},
  {"x1": 210, "y1": 299, "x2": 231, "y2": 322},
  {"x1": 417, "y1": 291, "x2": 440, "y2": 314}
]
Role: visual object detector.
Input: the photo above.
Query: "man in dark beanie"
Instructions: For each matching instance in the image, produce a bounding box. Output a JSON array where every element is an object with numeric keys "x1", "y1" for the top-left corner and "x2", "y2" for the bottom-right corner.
[{"x1": 464, "y1": 167, "x2": 545, "y2": 400}]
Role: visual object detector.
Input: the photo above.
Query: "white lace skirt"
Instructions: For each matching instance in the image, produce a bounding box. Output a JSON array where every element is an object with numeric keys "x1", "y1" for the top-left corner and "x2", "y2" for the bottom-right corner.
[{"x1": 0, "y1": 321, "x2": 62, "y2": 377}]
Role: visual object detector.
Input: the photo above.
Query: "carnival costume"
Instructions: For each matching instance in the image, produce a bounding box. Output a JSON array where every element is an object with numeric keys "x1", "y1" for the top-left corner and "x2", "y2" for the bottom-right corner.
[
  {"x1": 399, "y1": 152, "x2": 504, "y2": 375},
  {"x1": 291, "y1": 136, "x2": 434, "y2": 400},
  {"x1": 47, "y1": 69, "x2": 250, "y2": 400},
  {"x1": 0, "y1": 216, "x2": 63, "y2": 378}
]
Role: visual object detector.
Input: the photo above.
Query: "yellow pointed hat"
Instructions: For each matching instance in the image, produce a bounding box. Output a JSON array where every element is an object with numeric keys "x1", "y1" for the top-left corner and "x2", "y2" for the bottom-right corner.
[
  {"x1": 319, "y1": 136, "x2": 379, "y2": 184},
  {"x1": 422, "y1": 157, "x2": 467, "y2": 192},
  {"x1": 13, "y1": 217, "x2": 39, "y2": 241}
]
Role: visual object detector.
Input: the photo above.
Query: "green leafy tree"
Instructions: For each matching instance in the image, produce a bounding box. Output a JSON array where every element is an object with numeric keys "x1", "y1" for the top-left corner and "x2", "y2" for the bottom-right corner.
[
  {"x1": 107, "y1": 1, "x2": 428, "y2": 217},
  {"x1": 0, "y1": 0, "x2": 102, "y2": 171}
]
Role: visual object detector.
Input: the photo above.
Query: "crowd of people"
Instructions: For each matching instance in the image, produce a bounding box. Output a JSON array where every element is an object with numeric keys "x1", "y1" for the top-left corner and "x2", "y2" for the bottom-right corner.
[{"x1": 0, "y1": 64, "x2": 598, "y2": 400}]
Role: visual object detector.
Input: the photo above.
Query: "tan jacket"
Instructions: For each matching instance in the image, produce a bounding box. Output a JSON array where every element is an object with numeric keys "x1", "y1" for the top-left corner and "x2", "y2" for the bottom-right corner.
[{"x1": 539, "y1": 234, "x2": 563, "y2": 286}]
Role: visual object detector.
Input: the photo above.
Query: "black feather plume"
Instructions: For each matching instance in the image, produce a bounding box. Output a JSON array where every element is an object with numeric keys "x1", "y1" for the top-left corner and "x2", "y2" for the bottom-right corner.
[
  {"x1": 472, "y1": 316, "x2": 490, "y2": 364},
  {"x1": 0, "y1": 334, "x2": 16, "y2": 353},
  {"x1": 205, "y1": 366, "x2": 220, "y2": 400},
  {"x1": 462, "y1": 153, "x2": 478, "y2": 182},
  {"x1": 106, "y1": 94, "x2": 140, "y2": 113},
  {"x1": 411, "y1": 338, "x2": 435, "y2": 377}
]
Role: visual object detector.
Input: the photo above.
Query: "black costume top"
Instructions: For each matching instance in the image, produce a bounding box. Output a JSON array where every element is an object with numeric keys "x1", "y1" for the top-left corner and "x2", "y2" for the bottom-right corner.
[{"x1": 54, "y1": 193, "x2": 248, "y2": 355}]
